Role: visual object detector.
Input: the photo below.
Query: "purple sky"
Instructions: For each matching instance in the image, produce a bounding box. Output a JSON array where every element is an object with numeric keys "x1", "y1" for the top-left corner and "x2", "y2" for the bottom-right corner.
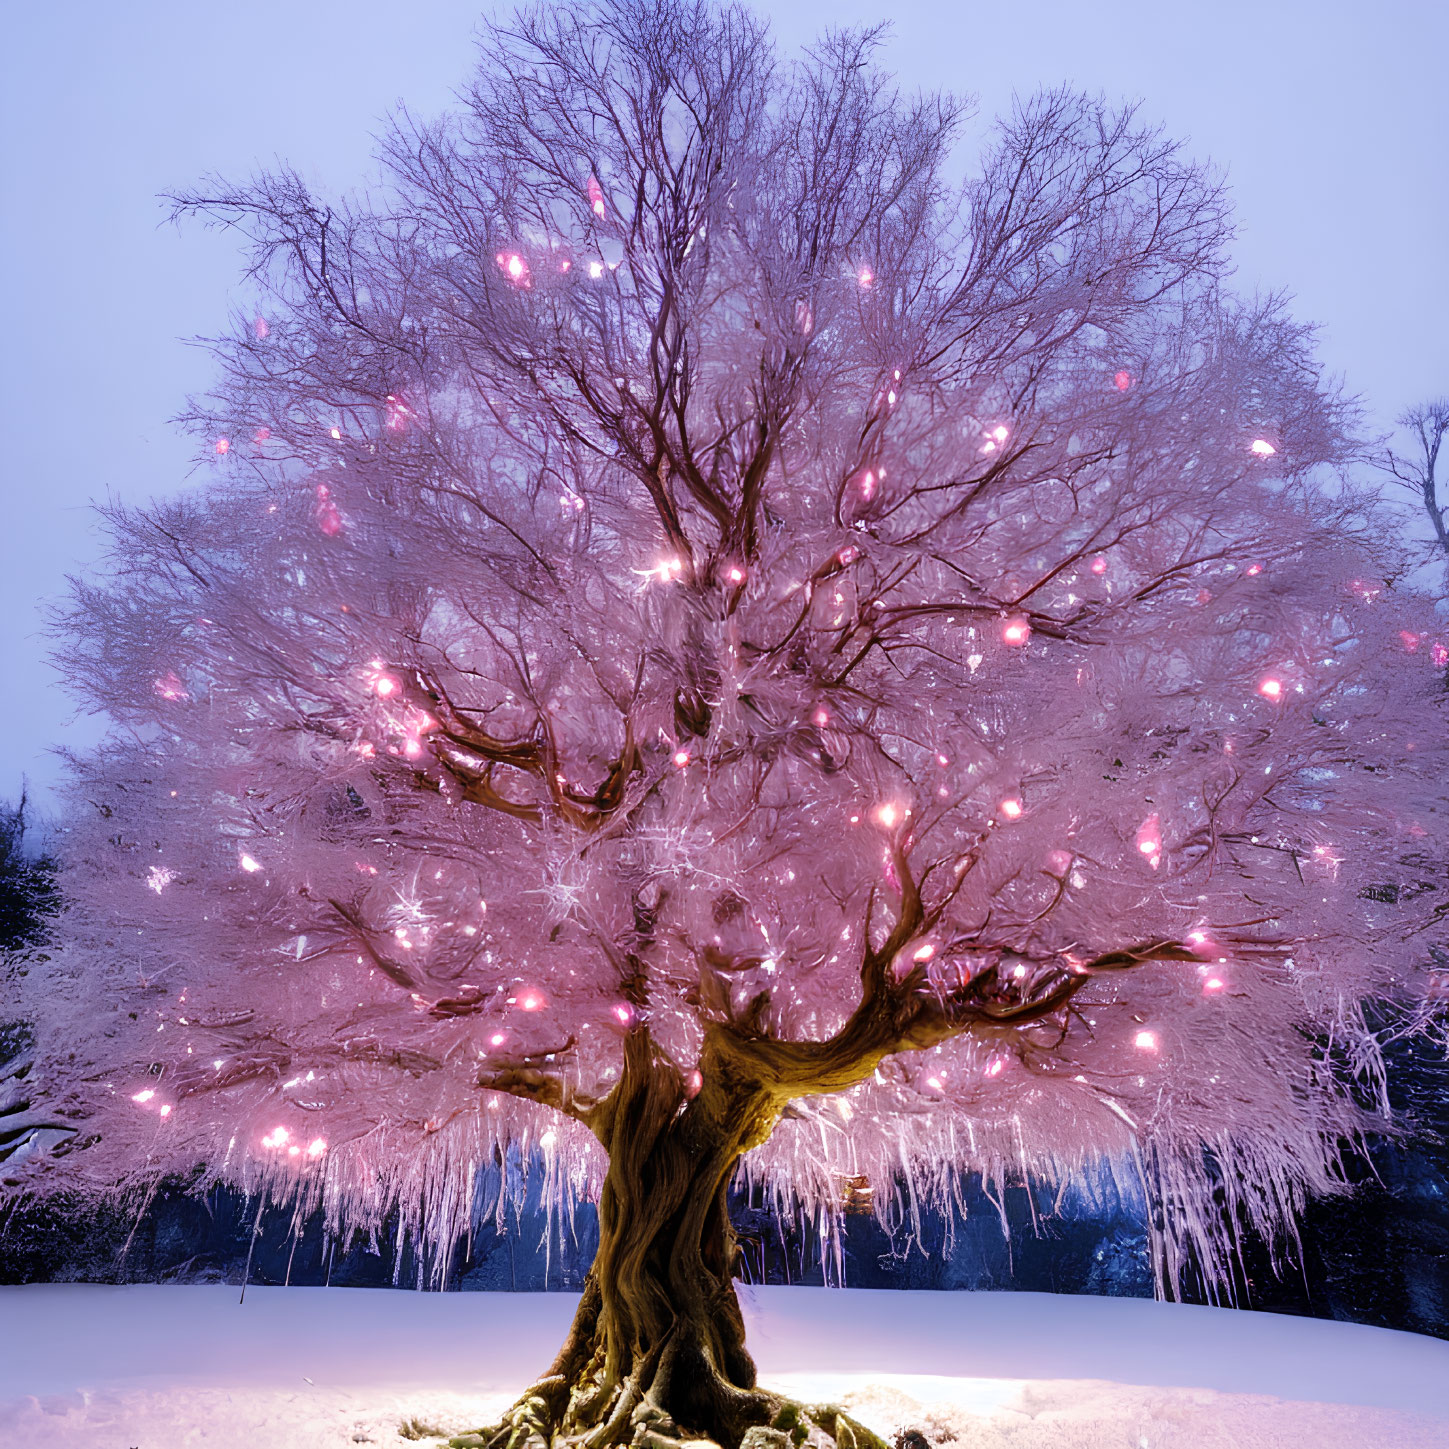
[{"x1": 4, "y1": 1, "x2": 1445, "y2": 811}]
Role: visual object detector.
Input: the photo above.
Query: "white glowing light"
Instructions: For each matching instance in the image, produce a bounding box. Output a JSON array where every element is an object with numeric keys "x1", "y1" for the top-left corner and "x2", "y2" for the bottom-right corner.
[
  {"x1": 214, "y1": 437, "x2": 230, "y2": 455},
  {"x1": 1133, "y1": 1030, "x2": 1159, "y2": 1053},
  {"x1": 1249, "y1": 438, "x2": 1277, "y2": 457},
  {"x1": 984, "y1": 1059, "x2": 1004, "y2": 1078},
  {"x1": 673, "y1": 750, "x2": 690, "y2": 768},
  {"x1": 1135, "y1": 813, "x2": 1162, "y2": 870},
  {"x1": 373, "y1": 674, "x2": 398, "y2": 698},
  {"x1": 926, "y1": 1076, "x2": 944, "y2": 1092},
  {"x1": 1000, "y1": 797, "x2": 1023, "y2": 820},
  {"x1": 1203, "y1": 978, "x2": 1225, "y2": 993},
  {"x1": 153, "y1": 672, "x2": 188, "y2": 702},
  {"x1": 1258, "y1": 677, "x2": 1283, "y2": 700},
  {"x1": 992, "y1": 425, "x2": 1009, "y2": 443},
  {"x1": 913, "y1": 943, "x2": 935, "y2": 962},
  {"x1": 490, "y1": 1032, "x2": 506, "y2": 1047},
  {"x1": 726, "y1": 565, "x2": 745, "y2": 583},
  {"x1": 519, "y1": 992, "x2": 544, "y2": 1011},
  {"x1": 875, "y1": 803, "x2": 899, "y2": 829},
  {"x1": 147, "y1": 865, "x2": 177, "y2": 894},
  {"x1": 131, "y1": 1088, "x2": 156, "y2": 1104},
  {"x1": 1090, "y1": 556, "x2": 1107, "y2": 575},
  {"x1": 239, "y1": 853, "x2": 262, "y2": 873},
  {"x1": 159, "y1": 1104, "x2": 172, "y2": 1117},
  {"x1": 261, "y1": 1126, "x2": 290, "y2": 1149},
  {"x1": 588, "y1": 260, "x2": 605, "y2": 279},
  {"x1": 857, "y1": 265, "x2": 874, "y2": 287},
  {"x1": 1001, "y1": 618, "x2": 1031, "y2": 645},
  {"x1": 498, "y1": 251, "x2": 528, "y2": 282},
  {"x1": 307, "y1": 1138, "x2": 327, "y2": 1158},
  {"x1": 613, "y1": 1003, "x2": 634, "y2": 1025}
]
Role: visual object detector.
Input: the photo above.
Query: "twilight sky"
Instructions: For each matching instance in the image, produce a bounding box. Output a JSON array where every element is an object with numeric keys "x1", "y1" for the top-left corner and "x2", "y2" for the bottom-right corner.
[{"x1": 3, "y1": 1, "x2": 1445, "y2": 812}]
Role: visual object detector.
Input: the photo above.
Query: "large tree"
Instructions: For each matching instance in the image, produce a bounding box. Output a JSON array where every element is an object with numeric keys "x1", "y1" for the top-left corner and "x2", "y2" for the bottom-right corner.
[{"x1": 13, "y1": 5, "x2": 1448, "y2": 1446}]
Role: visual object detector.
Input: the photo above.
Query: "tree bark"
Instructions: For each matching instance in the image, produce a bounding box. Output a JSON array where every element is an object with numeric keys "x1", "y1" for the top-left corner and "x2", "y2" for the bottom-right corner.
[{"x1": 452, "y1": 1029, "x2": 885, "y2": 1449}]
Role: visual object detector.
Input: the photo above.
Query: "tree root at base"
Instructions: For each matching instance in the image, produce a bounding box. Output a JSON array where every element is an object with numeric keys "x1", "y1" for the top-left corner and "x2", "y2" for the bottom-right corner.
[{"x1": 443, "y1": 1380, "x2": 895, "y2": 1449}]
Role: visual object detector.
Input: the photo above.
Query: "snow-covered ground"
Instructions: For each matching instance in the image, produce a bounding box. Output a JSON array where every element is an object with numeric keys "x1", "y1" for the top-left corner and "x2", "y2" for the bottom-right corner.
[{"x1": 2, "y1": 1284, "x2": 1447, "y2": 1449}]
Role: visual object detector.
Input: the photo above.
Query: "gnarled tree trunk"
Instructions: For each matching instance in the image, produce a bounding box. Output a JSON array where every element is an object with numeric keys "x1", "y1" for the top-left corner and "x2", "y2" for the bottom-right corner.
[{"x1": 452, "y1": 1030, "x2": 885, "y2": 1449}]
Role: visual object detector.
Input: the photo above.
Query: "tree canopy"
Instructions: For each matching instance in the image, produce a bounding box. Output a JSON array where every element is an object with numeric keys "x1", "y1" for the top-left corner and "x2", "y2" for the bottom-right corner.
[{"x1": 14, "y1": 2, "x2": 1448, "y2": 1315}]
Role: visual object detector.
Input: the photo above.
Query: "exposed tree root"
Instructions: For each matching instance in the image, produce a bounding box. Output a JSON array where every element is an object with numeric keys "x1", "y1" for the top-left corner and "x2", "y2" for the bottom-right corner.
[{"x1": 446, "y1": 1377, "x2": 892, "y2": 1449}]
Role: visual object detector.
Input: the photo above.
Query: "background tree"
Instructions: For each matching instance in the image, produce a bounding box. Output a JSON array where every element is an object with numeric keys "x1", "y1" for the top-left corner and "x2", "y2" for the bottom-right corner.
[
  {"x1": 13, "y1": 4, "x2": 1448, "y2": 1447},
  {"x1": 1, "y1": 797, "x2": 65, "y2": 1181},
  {"x1": 1380, "y1": 398, "x2": 1449, "y2": 571}
]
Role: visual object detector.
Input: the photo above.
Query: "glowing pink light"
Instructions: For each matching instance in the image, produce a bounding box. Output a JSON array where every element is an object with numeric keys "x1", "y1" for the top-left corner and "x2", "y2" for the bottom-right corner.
[
  {"x1": 1113, "y1": 370, "x2": 1132, "y2": 391},
  {"x1": 1090, "y1": 556, "x2": 1107, "y2": 575},
  {"x1": 857, "y1": 265, "x2": 874, "y2": 287},
  {"x1": 153, "y1": 671, "x2": 188, "y2": 701},
  {"x1": 214, "y1": 437, "x2": 230, "y2": 455},
  {"x1": 1002, "y1": 618, "x2": 1031, "y2": 645},
  {"x1": 1249, "y1": 438, "x2": 1277, "y2": 457},
  {"x1": 1135, "y1": 813, "x2": 1162, "y2": 870},
  {"x1": 813, "y1": 708, "x2": 830, "y2": 727},
  {"x1": 685, "y1": 1070, "x2": 703, "y2": 1099},
  {"x1": 837, "y1": 545, "x2": 859, "y2": 565},
  {"x1": 613, "y1": 1003, "x2": 634, "y2": 1025},
  {"x1": 587, "y1": 174, "x2": 605, "y2": 218},
  {"x1": 1400, "y1": 630, "x2": 1421, "y2": 653},
  {"x1": 1434, "y1": 642, "x2": 1449, "y2": 669},
  {"x1": 314, "y1": 481, "x2": 343, "y2": 536},
  {"x1": 254, "y1": 317, "x2": 269, "y2": 339},
  {"x1": 131, "y1": 1088, "x2": 156, "y2": 1104},
  {"x1": 859, "y1": 469, "x2": 876, "y2": 500},
  {"x1": 726, "y1": 565, "x2": 745, "y2": 584},
  {"x1": 498, "y1": 252, "x2": 529, "y2": 284},
  {"x1": 1133, "y1": 1030, "x2": 1159, "y2": 1053},
  {"x1": 307, "y1": 1138, "x2": 327, "y2": 1159},
  {"x1": 984, "y1": 1059, "x2": 1004, "y2": 1078},
  {"x1": 999, "y1": 797, "x2": 1024, "y2": 821},
  {"x1": 518, "y1": 991, "x2": 545, "y2": 1011},
  {"x1": 1258, "y1": 677, "x2": 1283, "y2": 700},
  {"x1": 253, "y1": 427, "x2": 270, "y2": 445},
  {"x1": 1187, "y1": 930, "x2": 1210, "y2": 949},
  {"x1": 1246, "y1": 564, "x2": 1262, "y2": 577},
  {"x1": 1203, "y1": 977, "x2": 1225, "y2": 993},
  {"x1": 673, "y1": 750, "x2": 691, "y2": 768},
  {"x1": 795, "y1": 299, "x2": 813, "y2": 334},
  {"x1": 875, "y1": 803, "x2": 900, "y2": 828},
  {"x1": 261, "y1": 1126, "x2": 290, "y2": 1149}
]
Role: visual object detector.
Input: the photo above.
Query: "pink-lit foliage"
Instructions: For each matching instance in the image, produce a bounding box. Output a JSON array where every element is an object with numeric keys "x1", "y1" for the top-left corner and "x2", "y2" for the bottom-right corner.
[{"x1": 14, "y1": 2, "x2": 1448, "y2": 1307}]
